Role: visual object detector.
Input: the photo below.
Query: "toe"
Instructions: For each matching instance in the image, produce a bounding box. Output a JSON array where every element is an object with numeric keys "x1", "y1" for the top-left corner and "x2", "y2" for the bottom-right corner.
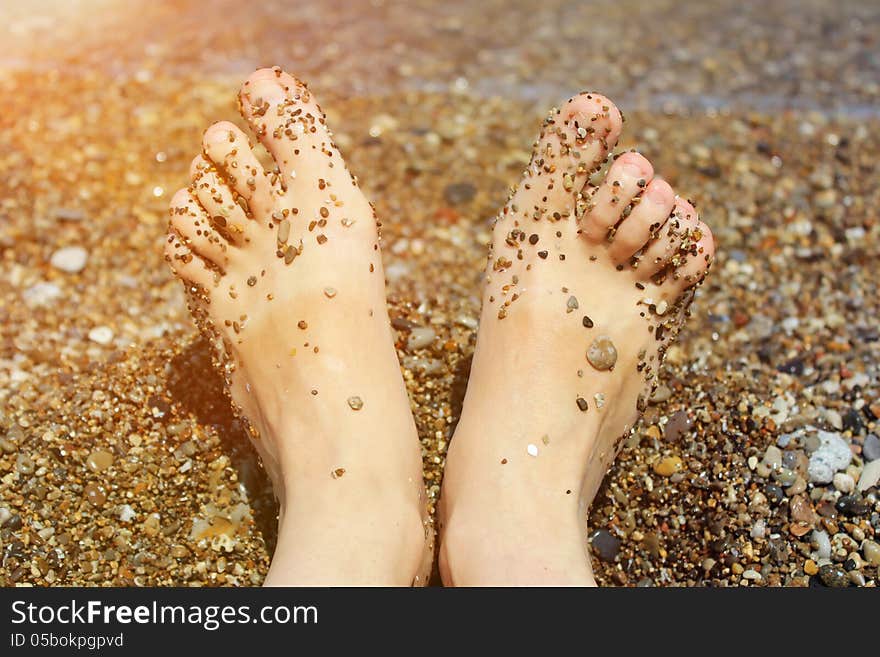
[
  {"x1": 524, "y1": 92, "x2": 622, "y2": 211},
  {"x1": 190, "y1": 155, "x2": 251, "y2": 245},
  {"x1": 168, "y1": 188, "x2": 230, "y2": 267},
  {"x1": 237, "y1": 67, "x2": 344, "y2": 192},
  {"x1": 668, "y1": 218, "x2": 715, "y2": 291},
  {"x1": 580, "y1": 151, "x2": 654, "y2": 241},
  {"x1": 164, "y1": 231, "x2": 217, "y2": 289},
  {"x1": 637, "y1": 197, "x2": 700, "y2": 278},
  {"x1": 202, "y1": 121, "x2": 273, "y2": 220},
  {"x1": 607, "y1": 178, "x2": 675, "y2": 262}
]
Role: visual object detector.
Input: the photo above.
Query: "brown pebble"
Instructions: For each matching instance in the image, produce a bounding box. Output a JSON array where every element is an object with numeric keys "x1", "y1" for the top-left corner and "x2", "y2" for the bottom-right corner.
[
  {"x1": 576, "y1": 397, "x2": 589, "y2": 411},
  {"x1": 347, "y1": 396, "x2": 364, "y2": 410}
]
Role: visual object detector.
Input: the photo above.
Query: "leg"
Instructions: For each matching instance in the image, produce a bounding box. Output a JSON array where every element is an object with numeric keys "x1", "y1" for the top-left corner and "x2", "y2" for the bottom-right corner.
[
  {"x1": 165, "y1": 68, "x2": 432, "y2": 585},
  {"x1": 439, "y1": 93, "x2": 715, "y2": 585}
]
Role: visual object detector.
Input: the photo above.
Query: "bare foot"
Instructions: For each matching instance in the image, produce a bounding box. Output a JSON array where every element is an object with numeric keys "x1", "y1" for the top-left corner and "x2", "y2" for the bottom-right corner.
[
  {"x1": 439, "y1": 93, "x2": 715, "y2": 585},
  {"x1": 165, "y1": 67, "x2": 431, "y2": 585}
]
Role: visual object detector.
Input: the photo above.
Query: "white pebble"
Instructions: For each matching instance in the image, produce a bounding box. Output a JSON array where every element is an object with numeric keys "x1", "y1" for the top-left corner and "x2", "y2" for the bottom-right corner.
[
  {"x1": 118, "y1": 504, "x2": 136, "y2": 522},
  {"x1": 88, "y1": 326, "x2": 114, "y2": 345},
  {"x1": 742, "y1": 569, "x2": 762, "y2": 581},
  {"x1": 857, "y1": 459, "x2": 880, "y2": 492},
  {"x1": 808, "y1": 430, "x2": 852, "y2": 483},
  {"x1": 527, "y1": 444, "x2": 538, "y2": 457},
  {"x1": 50, "y1": 246, "x2": 88, "y2": 273},
  {"x1": 750, "y1": 519, "x2": 766, "y2": 539},
  {"x1": 832, "y1": 472, "x2": 855, "y2": 493},
  {"x1": 407, "y1": 327, "x2": 436, "y2": 351},
  {"x1": 23, "y1": 282, "x2": 62, "y2": 307},
  {"x1": 812, "y1": 529, "x2": 831, "y2": 560}
]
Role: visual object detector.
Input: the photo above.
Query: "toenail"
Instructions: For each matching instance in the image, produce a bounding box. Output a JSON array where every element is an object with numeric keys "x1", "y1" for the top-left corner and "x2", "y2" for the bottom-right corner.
[
  {"x1": 646, "y1": 184, "x2": 670, "y2": 203},
  {"x1": 247, "y1": 79, "x2": 285, "y2": 103},
  {"x1": 621, "y1": 160, "x2": 645, "y2": 177}
]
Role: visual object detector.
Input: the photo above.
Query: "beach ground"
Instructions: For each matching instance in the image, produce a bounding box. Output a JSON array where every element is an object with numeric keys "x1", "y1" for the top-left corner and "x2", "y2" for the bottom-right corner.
[{"x1": 1, "y1": 0, "x2": 878, "y2": 586}]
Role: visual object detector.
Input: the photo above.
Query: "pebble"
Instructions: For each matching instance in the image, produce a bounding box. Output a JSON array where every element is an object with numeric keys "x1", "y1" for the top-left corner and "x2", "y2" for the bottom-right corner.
[
  {"x1": 443, "y1": 182, "x2": 476, "y2": 205},
  {"x1": 742, "y1": 569, "x2": 762, "y2": 581},
  {"x1": 750, "y1": 519, "x2": 766, "y2": 539},
  {"x1": 88, "y1": 326, "x2": 114, "y2": 345},
  {"x1": 807, "y1": 430, "x2": 852, "y2": 483},
  {"x1": 833, "y1": 472, "x2": 855, "y2": 493},
  {"x1": 15, "y1": 454, "x2": 35, "y2": 475},
  {"x1": 857, "y1": 458, "x2": 880, "y2": 492},
  {"x1": 0, "y1": 507, "x2": 11, "y2": 527},
  {"x1": 589, "y1": 529, "x2": 620, "y2": 562},
  {"x1": 862, "y1": 540, "x2": 880, "y2": 566},
  {"x1": 835, "y1": 494, "x2": 870, "y2": 516},
  {"x1": 586, "y1": 335, "x2": 617, "y2": 371},
  {"x1": 118, "y1": 505, "x2": 136, "y2": 522},
  {"x1": 804, "y1": 559, "x2": 818, "y2": 575},
  {"x1": 653, "y1": 456, "x2": 683, "y2": 477},
  {"x1": 23, "y1": 282, "x2": 62, "y2": 306},
  {"x1": 663, "y1": 411, "x2": 692, "y2": 442},
  {"x1": 50, "y1": 246, "x2": 88, "y2": 273},
  {"x1": 650, "y1": 385, "x2": 672, "y2": 403},
  {"x1": 86, "y1": 450, "x2": 114, "y2": 472},
  {"x1": 763, "y1": 445, "x2": 783, "y2": 470},
  {"x1": 406, "y1": 326, "x2": 436, "y2": 351},
  {"x1": 83, "y1": 483, "x2": 106, "y2": 507},
  {"x1": 347, "y1": 396, "x2": 364, "y2": 411},
  {"x1": 862, "y1": 434, "x2": 880, "y2": 462},
  {"x1": 812, "y1": 529, "x2": 831, "y2": 559},
  {"x1": 790, "y1": 495, "x2": 816, "y2": 525},
  {"x1": 818, "y1": 563, "x2": 850, "y2": 588}
]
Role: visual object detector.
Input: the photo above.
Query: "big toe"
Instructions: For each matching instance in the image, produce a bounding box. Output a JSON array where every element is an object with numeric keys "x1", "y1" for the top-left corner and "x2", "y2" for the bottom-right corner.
[
  {"x1": 525, "y1": 92, "x2": 623, "y2": 212},
  {"x1": 237, "y1": 67, "x2": 349, "y2": 197}
]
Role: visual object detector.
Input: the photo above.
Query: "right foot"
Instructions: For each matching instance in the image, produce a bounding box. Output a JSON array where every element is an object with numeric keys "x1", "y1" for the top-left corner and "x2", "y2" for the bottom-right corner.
[
  {"x1": 165, "y1": 68, "x2": 431, "y2": 585},
  {"x1": 440, "y1": 93, "x2": 715, "y2": 585}
]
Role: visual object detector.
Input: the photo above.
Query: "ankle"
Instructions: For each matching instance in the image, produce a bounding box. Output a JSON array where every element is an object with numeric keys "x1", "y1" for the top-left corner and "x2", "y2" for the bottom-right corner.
[
  {"x1": 439, "y1": 490, "x2": 595, "y2": 586},
  {"x1": 269, "y1": 486, "x2": 428, "y2": 585}
]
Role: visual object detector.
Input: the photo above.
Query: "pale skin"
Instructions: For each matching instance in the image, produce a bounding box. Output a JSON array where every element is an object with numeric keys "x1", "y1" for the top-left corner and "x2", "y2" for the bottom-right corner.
[{"x1": 165, "y1": 67, "x2": 715, "y2": 586}]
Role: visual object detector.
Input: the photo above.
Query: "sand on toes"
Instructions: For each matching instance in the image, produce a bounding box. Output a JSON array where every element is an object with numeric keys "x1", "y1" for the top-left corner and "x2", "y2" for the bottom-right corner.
[
  {"x1": 439, "y1": 92, "x2": 715, "y2": 586},
  {"x1": 164, "y1": 67, "x2": 432, "y2": 585}
]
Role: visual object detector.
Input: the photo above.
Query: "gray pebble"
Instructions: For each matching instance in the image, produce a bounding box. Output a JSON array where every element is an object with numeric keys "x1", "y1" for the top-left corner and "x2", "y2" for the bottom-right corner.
[
  {"x1": 863, "y1": 434, "x2": 880, "y2": 462},
  {"x1": 443, "y1": 182, "x2": 476, "y2": 205},
  {"x1": 589, "y1": 529, "x2": 620, "y2": 562}
]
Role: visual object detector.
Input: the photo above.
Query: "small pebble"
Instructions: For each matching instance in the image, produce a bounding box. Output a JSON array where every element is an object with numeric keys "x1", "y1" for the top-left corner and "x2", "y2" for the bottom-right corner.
[
  {"x1": 86, "y1": 450, "x2": 114, "y2": 472},
  {"x1": 653, "y1": 456, "x2": 683, "y2": 477},
  {"x1": 833, "y1": 472, "x2": 855, "y2": 493},
  {"x1": 857, "y1": 458, "x2": 880, "y2": 492},
  {"x1": 862, "y1": 434, "x2": 880, "y2": 462},
  {"x1": 50, "y1": 246, "x2": 88, "y2": 273},
  {"x1": 88, "y1": 326, "x2": 114, "y2": 345},
  {"x1": 663, "y1": 410, "x2": 692, "y2": 442},
  {"x1": 862, "y1": 540, "x2": 880, "y2": 566},
  {"x1": 589, "y1": 529, "x2": 620, "y2": 562},
  {"x1": 407, "y1": 326, "x2": 436, "y2": 350},
  {"x1": 586, "y1": 335, "x2": 617, "y2": 371},
  {"x1": 443, "y1": 182, "x2": 476, "y2": 205},
  {"x1": 347, "y1": 396, "x2": 364, "y2": 411},
  {"x1": 818, "y1": 563, "x2": 849, "y2": 588}
]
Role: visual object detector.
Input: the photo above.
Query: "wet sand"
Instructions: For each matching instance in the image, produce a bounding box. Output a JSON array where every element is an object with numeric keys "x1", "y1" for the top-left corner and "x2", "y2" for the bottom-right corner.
[{"x1": 1, "y1": 0, "x2": 878, "y2": 586}]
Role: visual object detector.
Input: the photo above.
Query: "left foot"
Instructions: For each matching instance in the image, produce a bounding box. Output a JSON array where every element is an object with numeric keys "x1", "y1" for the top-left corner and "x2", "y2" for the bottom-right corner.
[
  {"x1": 439, "y1": 93, "x2": 715, "y2": 585},
  {"x1": 165, "y1": 68, "x2": 431, "y2": 585}
]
